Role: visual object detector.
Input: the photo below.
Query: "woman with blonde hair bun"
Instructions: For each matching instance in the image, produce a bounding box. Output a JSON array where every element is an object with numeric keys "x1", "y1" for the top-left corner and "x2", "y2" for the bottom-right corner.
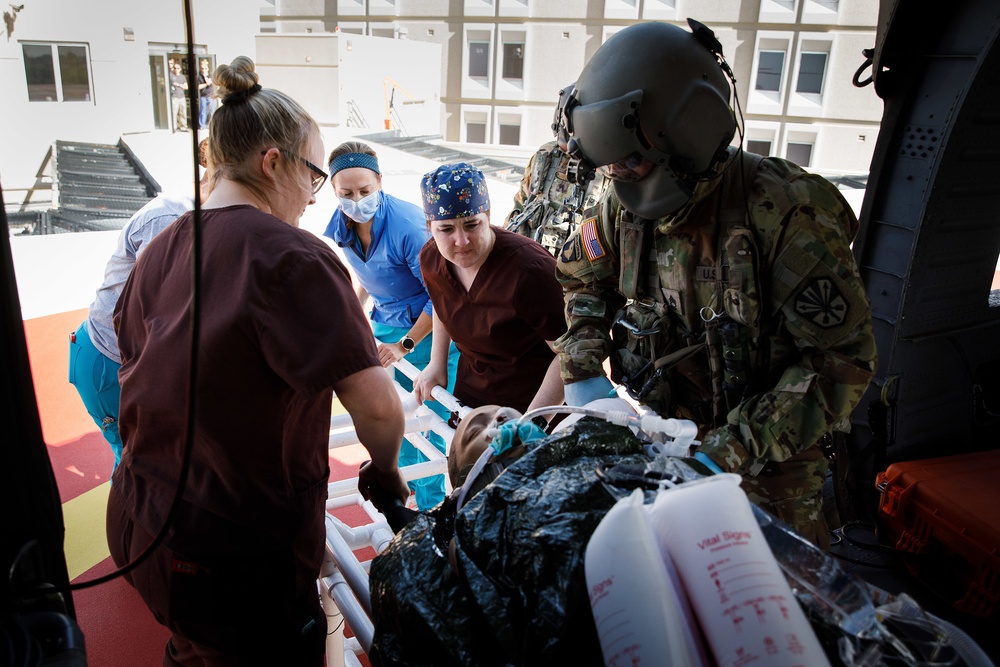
[
  {"x1": 107, "y1": 60, "x2": 408, "y2": 666},
  {"x1": 229, "y1": 54, "x2": 256, "y2": 74}
]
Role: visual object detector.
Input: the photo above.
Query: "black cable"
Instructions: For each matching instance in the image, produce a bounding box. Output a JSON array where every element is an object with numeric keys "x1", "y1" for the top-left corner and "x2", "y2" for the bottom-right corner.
[
  {"x1": 326, "y1": 618, "x2": 345, "y2": 636},
  {"x1": 838, "y1": 520, "x2": 897, "y2": 554},
  {"x1": 827, "y1": 550, "x2": 898, "y2": 570},
  {"x1": 826, "y1": 521, "x2": 900, "y2": 570},
  {"x1": 15, "y1": 0, "x2": 204, "y2": 595},
  {"x1": 0, "y1": 616, "x2": 36, "y2": 667}
]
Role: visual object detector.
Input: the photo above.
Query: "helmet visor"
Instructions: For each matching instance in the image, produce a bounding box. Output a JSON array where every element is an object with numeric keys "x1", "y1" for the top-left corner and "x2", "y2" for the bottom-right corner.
[{"x1": 568, "y1": 89, "x2": 648, "y2": 168}]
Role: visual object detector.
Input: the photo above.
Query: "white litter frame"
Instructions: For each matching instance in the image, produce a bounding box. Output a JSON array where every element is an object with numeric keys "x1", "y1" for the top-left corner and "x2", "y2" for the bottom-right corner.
[{"x1": 320, "y1": 356, "x2": 472, "y2": 667}]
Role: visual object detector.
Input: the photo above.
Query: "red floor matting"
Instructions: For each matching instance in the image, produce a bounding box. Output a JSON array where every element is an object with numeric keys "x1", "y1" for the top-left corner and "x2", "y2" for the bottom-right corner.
[{"x1": 24, "y1": 308, "x2": 374, "y2": 666}]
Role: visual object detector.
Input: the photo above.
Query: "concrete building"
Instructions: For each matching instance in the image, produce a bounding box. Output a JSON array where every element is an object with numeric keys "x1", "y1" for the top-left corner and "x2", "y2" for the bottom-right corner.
[
  {"x1": 1, "y1": 0, "x2": 260, "y2": 206},
  {"x1": 265, "y1": 0, "x2": 881, "y2": 175},
  {"x1": 254, "y1": 32, "x2": 442, "y2": 136}
]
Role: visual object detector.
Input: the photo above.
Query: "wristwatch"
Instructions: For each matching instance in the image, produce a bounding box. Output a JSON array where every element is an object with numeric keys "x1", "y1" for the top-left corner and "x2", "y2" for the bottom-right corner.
[{"x1": 400, "y1": 336, "x2": 415, "y2": 353}]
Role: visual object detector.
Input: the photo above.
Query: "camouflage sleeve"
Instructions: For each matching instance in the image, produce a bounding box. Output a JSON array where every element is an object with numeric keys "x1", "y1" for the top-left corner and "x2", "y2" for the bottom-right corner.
[
  {"x1": 504, "y1": 151, "x2": 538, "y2": 228},
  {"x1": 553, "y1": 192, "x2": 625, "y2": 384},
  {"x1": 699, "y1": 197, "x2": 877, "y2": 475}
]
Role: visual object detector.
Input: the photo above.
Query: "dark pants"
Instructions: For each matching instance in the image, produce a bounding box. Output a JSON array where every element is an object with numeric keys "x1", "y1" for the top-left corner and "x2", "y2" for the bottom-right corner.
[{"x1": 106, "y1": 490, "x2": 326, "y2": 666}]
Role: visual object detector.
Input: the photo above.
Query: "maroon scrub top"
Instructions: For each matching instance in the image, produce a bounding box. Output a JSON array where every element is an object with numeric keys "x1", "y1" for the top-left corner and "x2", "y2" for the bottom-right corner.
[
  {"x1": 113, "y1": 205, "x2": 379, "y2": 580},
  {"x1": 420, "y1": 228, "x2": 566, "y2": 412}
]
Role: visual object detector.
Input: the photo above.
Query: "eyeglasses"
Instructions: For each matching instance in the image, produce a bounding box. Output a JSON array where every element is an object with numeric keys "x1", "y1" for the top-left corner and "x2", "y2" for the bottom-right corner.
[{"x1": 262, "y1": 149, "x2": 328, "y2": 193}]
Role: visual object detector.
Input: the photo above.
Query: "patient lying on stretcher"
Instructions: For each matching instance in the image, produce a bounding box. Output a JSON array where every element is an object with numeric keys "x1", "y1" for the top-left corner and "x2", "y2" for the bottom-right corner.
[
  {"x1": 366, "y1": 400, "x2": 656, "y2": 666},
  {"x1": 448, "y1": 398, "x2": 642, "y2": 505},
  {"x1": 366, "y1": 398, "x2": 644, "y2": 533}
]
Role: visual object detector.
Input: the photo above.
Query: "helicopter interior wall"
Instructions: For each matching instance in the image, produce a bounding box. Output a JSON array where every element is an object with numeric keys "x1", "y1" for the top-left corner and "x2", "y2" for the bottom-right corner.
[
  {"x1": 850, "y1": 0, "x2": 1000, "y2": 469},
  {"x1": 0, "y1": 190, "x2": 82, "y2": 652}
]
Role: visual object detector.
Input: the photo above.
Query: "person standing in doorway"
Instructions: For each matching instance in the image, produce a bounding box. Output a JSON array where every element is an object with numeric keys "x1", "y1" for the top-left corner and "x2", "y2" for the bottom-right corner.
[
  {"x1": 197, "y1": 58, "x2": 216, "y2": 129},
  {"x1": 169, "y1": 59, "x2": 189, "y2": 132}
]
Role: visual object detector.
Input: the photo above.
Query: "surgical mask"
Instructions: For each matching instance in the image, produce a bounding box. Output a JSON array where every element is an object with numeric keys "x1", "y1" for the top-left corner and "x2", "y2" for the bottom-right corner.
[{"x1": 339, "y1": 190, "x2": 381, "y2": 222}]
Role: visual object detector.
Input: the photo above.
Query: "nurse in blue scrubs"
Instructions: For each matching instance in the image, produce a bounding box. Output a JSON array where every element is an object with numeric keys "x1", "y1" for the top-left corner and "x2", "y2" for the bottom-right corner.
[{"x1": 323, "y1": 140, "x2": 458, "y2": 510}]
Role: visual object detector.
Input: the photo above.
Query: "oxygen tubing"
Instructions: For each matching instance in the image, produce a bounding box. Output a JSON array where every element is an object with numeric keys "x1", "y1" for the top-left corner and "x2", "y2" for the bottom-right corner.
[{"x1": 513, "y1": 405, "x2": 699, "y2": 455}]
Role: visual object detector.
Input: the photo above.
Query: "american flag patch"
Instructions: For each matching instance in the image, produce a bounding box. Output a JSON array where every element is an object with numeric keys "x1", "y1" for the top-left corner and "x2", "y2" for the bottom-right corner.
[{"x1": 582, "y1": 218, "x2": 605, "y2": 261}]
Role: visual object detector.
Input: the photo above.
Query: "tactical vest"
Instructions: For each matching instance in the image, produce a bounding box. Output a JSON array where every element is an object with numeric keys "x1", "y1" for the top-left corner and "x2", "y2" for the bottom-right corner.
[
  {"x1": 507, "y1": 146, "x2": 608, "y2": 257},
  {"x1": 610, "y1": 152, "x2": 767, "y2": 427}
]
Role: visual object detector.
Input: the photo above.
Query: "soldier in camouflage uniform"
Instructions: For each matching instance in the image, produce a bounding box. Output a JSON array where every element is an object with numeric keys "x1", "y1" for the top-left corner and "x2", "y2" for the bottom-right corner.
[
  {"x1": 505, "y1": 138, "x2": 609, "y2": 257},
  {"x1": 552, "y1": 20, "x2": 877, "y2": 548}
]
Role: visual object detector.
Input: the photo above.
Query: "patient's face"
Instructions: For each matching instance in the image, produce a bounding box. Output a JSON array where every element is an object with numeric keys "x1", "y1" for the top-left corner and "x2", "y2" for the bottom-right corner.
[{"x1": 448, "y1": 405, "x2": 521, "y2": 488}]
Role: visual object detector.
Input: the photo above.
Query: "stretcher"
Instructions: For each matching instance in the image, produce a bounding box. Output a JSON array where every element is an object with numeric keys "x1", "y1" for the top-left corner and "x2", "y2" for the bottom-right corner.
[
  {"x1": 317, "y1": 355, "x2": 694, "y2": 666},
  {"x1": 321, "y1": 356, "x2": 470, "y2": 667}
]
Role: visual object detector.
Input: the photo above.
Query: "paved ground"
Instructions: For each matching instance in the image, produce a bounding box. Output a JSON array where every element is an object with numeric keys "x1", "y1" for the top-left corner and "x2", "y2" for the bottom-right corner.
[{"x1": 11, "y1": 127, "x2": 520, "y2": 320}]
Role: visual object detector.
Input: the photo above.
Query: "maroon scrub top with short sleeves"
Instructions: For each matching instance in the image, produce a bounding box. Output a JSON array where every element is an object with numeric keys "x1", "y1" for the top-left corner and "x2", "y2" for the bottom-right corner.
[
  {"x1": 420, "y1": 228, "x2": 566, "y2": 412},
  {"x1": 113, "y1": 205, "x2": 379, "y2": 580}
]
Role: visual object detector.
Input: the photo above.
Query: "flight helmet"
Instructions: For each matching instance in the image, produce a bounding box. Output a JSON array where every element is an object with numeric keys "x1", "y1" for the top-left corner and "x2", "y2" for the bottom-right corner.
[{"x1": 555, "y1": 20, "x2": 736, "y2": 219}]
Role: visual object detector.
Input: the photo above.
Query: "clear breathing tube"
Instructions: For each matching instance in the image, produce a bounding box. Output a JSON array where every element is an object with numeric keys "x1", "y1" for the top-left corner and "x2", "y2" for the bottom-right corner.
[{"x1": 488, "y1": 405, "x2": 700, "y2": 457}]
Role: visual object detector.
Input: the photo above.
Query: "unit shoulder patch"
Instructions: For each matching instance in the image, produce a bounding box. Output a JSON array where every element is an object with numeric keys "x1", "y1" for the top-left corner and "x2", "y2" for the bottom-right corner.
[
  {"x1": 794, "y1": 277, "x2": 848, "y2": 328},
  {"x1": 560, "y1": 234, "x2": 582, "y2": 263}
]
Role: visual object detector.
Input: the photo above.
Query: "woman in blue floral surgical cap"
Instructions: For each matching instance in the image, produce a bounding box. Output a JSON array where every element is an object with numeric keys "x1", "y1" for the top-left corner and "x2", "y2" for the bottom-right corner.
[{"x1": 413, "y1": 162, "x2": 567, "y2": 418}]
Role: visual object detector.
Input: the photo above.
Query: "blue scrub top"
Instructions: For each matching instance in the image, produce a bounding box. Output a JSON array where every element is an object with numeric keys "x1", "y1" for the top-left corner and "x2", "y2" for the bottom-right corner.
[{"x1": 323, "y1": 191, "x2": 433, "y2": 329}]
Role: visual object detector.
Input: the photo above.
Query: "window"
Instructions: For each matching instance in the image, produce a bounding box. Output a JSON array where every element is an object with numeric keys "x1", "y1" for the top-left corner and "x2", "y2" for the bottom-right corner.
[
  {"x1": 499, "y1": 123, "x2": 520, "y2": 145},
  {"x1": 747, "y1": 139, "x2": 772, "y2": 156},
  {"x1": 469, "y1": 42, "x2": 489, "y2": 78},
  {"x1": 642, "y1": 0, "x2": 678, "y2": 20},
  {"x1": 759, "y1": 0, "x2": 795, "y2": 22},
  {"x1": 499, "y1": 0, "x2": 529, "y2": 16},
  {"x1": 745, "y1": 121, "x2": 779, "y2": 155},
  {"x1": 786, "y1": 142, "x2": 813, "y2": 167},
  {"x1": 755, "y1": 50, "x2": 785, "y2": 92},
  {"x1": 802, "y1": 0, "x2": 839, "y2": 23},
  {"x1": 502, "y1": 42, "x2": 523, "y2": 80},
  {"x1": 466, "y1": 122, "x2": 486, "y2": 143},
  {"x1": 23, "y1": 43, "x2": 91, "y2": 102},
  {"x1": 604, "y1": 0, "x2": 638, "y2": 20},
  {"x1": 464, "y1": 0, "x2": 495, "y2": 16},
  {"x1": 796, "y1": 52, "x2": 828, "y2": 95}
]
